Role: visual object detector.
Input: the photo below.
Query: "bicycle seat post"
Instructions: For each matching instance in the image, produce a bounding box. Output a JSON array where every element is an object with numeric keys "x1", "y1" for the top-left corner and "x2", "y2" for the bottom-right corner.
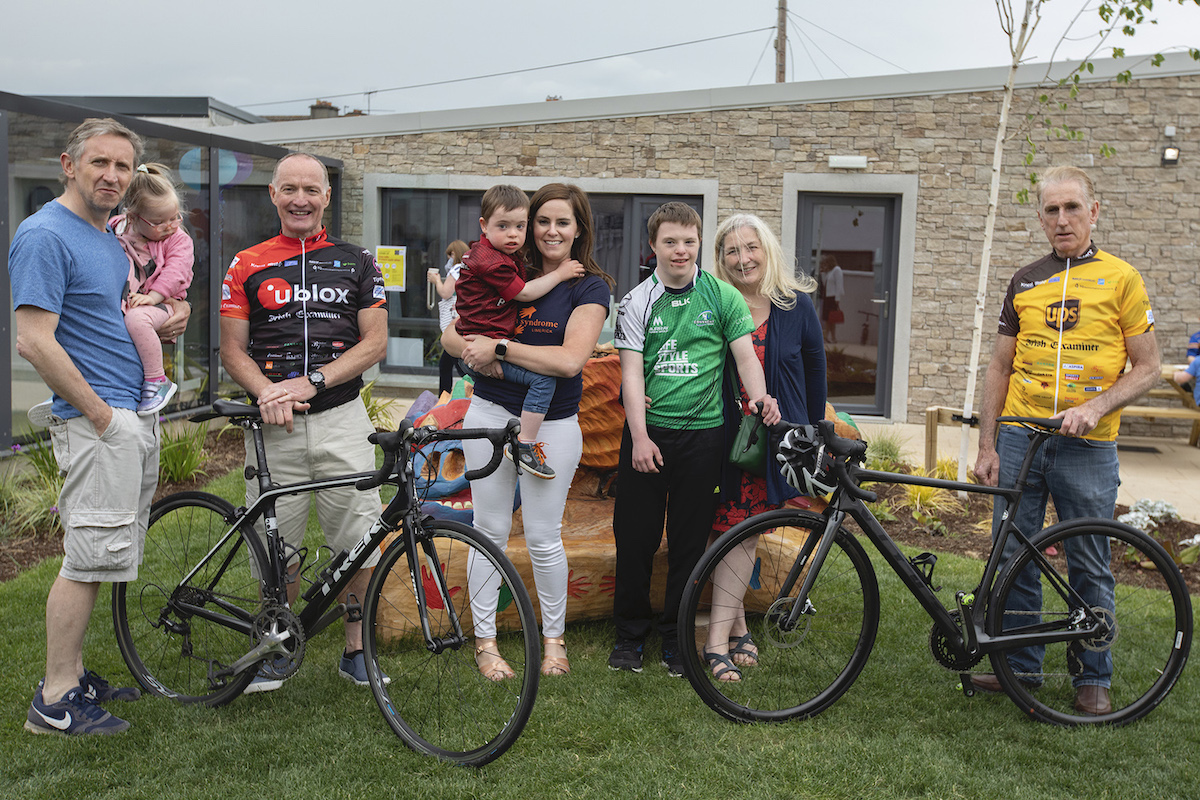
[{"x1": 245, "y1": 418, "x2": 273, "y2": 494}]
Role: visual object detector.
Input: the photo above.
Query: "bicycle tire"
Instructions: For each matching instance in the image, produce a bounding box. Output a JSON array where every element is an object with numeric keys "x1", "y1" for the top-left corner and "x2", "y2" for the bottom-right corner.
[
  {"x1": 363, "y1": 519, "x2": 539, "y2": 766},
  {"x1": 679, "y1": 509, "x2": 880, "y2": 723},
  {"x1": 113, "y1": 491, "x2": 269, "y2": 706},
  {"x1": 987, "y1": 518, "x2": 1192, "y2": 726}
]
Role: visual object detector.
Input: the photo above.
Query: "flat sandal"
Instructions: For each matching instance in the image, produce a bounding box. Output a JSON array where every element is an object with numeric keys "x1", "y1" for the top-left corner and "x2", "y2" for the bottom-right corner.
[
  {"x1": 540, "y1": 636, "x2": 570, "y2": 676},
  {"x1": 475, "y1": 638, "x2": 515, "y2": 681}
]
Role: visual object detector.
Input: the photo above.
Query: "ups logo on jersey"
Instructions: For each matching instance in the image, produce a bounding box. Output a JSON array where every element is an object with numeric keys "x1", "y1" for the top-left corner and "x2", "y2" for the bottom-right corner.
[{"x1": 1044, "y1": 299, "x2": 1080, "y2": 332}]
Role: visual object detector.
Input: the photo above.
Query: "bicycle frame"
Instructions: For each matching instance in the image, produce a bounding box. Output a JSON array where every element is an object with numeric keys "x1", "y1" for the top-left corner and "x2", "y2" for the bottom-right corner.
[
  {"x1": 783, "y1": 426, "x2": 1112, "y2": 664},
  {"x1": 171, "y1": 417, "x2": 462, "y2": 677}
]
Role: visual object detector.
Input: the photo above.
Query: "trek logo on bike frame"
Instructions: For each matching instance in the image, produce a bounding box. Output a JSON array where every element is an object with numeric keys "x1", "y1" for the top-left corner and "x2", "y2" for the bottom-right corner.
[{"x1": 321, "y1": 520, "x2": 387, "y2": 596}]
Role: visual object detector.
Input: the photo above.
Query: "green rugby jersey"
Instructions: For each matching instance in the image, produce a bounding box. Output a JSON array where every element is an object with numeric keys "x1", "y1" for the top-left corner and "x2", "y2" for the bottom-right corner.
[{"x1": 614, "y1": 267, "x2": 754, "y2": 429}]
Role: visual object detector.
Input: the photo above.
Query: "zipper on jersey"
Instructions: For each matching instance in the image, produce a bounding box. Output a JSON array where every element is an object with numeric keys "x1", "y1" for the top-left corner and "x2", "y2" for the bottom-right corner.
[
  {"x1": 1053, "y1": 257, "x2": 1070, "y2": 417},
  {"x1": 301, "y1": 236, "x2": 309, "y2": 377}
]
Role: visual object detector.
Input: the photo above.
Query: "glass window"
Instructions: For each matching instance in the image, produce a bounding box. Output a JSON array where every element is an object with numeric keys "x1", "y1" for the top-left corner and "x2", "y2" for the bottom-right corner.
[{"x1": 377, "y1": 187, "x2": 701, "y2": 376}]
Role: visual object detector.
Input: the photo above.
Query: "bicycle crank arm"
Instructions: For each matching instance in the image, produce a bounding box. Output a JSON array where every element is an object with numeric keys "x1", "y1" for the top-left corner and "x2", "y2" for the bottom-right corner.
[{"x1": 222, "y1": 628, "x2": 293, "y2": 679}]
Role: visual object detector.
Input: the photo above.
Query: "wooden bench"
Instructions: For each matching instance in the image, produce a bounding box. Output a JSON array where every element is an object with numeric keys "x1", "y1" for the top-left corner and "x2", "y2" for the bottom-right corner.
[
  {"x1": 924, "y1": 406, "x2": 977, "y2": 473},
  {"x1": 1121, "y1": 404, "x2": 1200, "y2": 446}
]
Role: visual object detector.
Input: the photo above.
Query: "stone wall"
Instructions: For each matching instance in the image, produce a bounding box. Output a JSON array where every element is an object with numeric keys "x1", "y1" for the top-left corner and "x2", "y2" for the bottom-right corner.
[{"x1": 284, "y1": 72, "x2": 1199, "y2": 430}]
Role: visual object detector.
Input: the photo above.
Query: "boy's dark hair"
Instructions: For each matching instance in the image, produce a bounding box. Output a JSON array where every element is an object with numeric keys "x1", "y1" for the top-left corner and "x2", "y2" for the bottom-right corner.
[
  {"x1": 480, "y1": 184, "x2": 530, "y2": 222},
  {"x1": 647, "y1": 201, "x2": 701, "y2": 243}
]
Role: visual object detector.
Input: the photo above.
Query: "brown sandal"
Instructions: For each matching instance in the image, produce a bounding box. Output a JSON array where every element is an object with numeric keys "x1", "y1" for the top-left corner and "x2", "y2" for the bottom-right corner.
[
  {"x1": 475, "y1": 638, "x2": 515, "y2": 681},
  {"x1": 540, "y1": 636, "x2": 570, "y2": 676}
]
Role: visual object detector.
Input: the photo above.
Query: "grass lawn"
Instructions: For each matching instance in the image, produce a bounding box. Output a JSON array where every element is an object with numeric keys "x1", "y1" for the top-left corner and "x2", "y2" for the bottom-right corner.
[{"x1": 2, "y1": 465, "x2": 1197, "y2": 799}]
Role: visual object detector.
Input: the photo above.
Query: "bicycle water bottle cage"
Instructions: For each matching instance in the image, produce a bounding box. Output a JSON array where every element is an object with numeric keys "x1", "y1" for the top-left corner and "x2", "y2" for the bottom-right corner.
[{"x1": 909, "y1": 552, "x2": 941, "y2": 592}]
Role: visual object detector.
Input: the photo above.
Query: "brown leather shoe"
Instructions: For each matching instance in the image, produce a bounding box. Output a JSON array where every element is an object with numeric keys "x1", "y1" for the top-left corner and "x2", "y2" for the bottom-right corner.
[
  {"x1": 1074, "y1": 685, "x2": 1111, "y2": 715},
  {"x1": 972, "y1": 673, "x2": 1004, "y2": 693}
]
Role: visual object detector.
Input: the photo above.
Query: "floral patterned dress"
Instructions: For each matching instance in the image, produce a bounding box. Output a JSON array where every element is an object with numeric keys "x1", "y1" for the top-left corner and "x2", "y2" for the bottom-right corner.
[{"x1": 712, "y1": 319, "x2": 771, "y2": 533}]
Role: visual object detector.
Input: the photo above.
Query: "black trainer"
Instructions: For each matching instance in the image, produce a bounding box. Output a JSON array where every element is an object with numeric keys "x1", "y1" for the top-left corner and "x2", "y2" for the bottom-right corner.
[
  {"x1": 608, "y1": 639, "x2": 644, "y2": 672},
  {"x1": 661, "y1": 643, "x2": 684, "y2": 678}
]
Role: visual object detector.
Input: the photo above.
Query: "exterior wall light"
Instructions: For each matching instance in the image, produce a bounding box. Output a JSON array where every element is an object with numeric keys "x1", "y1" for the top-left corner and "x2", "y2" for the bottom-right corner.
[{"x1": 1162, "y1": 146, "x2": 1181, "y2": 166}]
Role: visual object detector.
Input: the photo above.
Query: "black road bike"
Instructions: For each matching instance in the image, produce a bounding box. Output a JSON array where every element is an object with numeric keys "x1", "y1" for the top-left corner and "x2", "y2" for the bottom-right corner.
[
  {"x1": 679, "y1": 417, "x2": 1192, "y2": 727},
  {"x1": 112, "y1": 399, "x2": 539, "y2": 766}
]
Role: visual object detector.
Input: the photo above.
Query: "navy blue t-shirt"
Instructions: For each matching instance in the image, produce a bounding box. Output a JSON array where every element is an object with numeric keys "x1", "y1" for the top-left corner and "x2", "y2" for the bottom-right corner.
[{"x1": 472, "y1": 274, "x2": 611, "y2": 420}]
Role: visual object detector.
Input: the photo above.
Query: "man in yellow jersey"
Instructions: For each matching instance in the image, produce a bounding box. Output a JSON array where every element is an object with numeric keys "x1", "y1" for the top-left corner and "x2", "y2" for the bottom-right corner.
[{"x1": 973, "y1": 166, "x2": 1161, "y2": 716}]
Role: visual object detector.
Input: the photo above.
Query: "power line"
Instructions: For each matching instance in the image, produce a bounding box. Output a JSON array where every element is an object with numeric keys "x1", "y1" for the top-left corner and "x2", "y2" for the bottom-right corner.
[
  {"x1": 243, "y1": 27, "x2": 774, "y2": 109},
  {"x1": 787, "y1": 13, "x2": 850, "y2": 79},
  {"x1": 786, "y1": 11, "x2": 911, "y2": 74}
]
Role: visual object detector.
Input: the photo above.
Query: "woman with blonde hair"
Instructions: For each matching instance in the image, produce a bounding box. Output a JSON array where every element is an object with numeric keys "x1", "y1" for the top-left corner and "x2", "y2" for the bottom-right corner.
[{"x1": 704, "y1": 213, "x2": 826, "y2": 681}]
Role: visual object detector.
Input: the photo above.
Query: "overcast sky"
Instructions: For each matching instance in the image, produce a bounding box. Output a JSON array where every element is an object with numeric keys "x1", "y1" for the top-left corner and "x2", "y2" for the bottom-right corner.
[{"x1": 5, "y1": 1, "x2": 1199, "y2": 118}]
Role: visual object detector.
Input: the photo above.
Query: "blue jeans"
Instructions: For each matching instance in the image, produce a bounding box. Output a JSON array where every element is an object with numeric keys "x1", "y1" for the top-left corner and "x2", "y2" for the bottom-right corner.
[
  {"x1": 991, "y1": 425, "x2": 1119, "y2": 688},
  {"x1": 460, "y1": 359, "x2": 556, "y2": 416}
]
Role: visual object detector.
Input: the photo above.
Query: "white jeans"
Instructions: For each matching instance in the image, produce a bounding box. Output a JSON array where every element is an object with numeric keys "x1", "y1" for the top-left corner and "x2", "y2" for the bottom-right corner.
[{"x1": 462, "y1": 396, "x2": 581, "y2": 639}]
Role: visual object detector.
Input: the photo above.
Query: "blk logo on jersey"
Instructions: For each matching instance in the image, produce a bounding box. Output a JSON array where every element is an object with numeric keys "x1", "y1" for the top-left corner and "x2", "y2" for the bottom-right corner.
[
  {"x1": 1044, "y1": 299, "x2": 1080, "y2": 332},
  {"x1": 257, "y1": 279, "x2": 351, "y2": 310}
]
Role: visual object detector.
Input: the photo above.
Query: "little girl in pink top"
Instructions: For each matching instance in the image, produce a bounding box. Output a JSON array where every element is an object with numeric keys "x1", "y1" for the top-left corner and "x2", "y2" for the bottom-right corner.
[{"x1": 111, "y1": 163, "x2": 194, "y2": 415}]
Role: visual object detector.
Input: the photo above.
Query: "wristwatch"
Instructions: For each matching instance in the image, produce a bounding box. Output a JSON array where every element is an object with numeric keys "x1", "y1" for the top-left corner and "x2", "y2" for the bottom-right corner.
[
  {"x1": 495, "y1": 339, "x2": 509, "y2": 361},
  {"x1": 307, "y1": 370, "x2": 327, "y2": 393}
]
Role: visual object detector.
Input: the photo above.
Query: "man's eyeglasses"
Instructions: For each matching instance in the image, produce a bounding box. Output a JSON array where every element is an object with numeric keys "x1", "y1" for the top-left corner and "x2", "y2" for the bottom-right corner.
[{"x1": 135, "y1": 212, "x2": 183, "y2": 231}]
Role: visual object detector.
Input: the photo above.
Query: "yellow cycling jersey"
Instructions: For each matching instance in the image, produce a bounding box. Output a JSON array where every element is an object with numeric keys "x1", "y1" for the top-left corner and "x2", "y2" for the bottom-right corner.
[{"x1": 997, "y1": 245, "x2": 1155, "y2": 441}]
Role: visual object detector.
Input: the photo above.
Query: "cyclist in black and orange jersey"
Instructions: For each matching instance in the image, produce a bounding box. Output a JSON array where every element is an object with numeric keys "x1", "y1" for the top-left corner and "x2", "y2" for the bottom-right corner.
[
  {"x1": 220, "y1": 152, "x2": 388, "y2": 692},
  {"x1": 973, "y1": 165, "x2": 1162, "y2": 717}
]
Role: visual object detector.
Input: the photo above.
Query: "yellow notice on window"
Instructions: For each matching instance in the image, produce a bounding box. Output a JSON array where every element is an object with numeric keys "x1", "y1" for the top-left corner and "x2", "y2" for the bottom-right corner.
[{"x1": 376, "y1": 246, "x2": 407, "y2": 292}]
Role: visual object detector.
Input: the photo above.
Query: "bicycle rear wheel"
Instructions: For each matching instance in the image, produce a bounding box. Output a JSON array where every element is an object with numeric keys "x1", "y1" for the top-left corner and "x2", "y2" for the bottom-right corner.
[
  {"x1": 679, "y1": 509, "x2": 880, "y2": 723},
  {"x1": 113, "y1": 491, "x2": 268, "y2": 706},
  {"x1": 363, "y1": 519, "x2": 539, "y2": 766},
  {"x1": 988, "y1": 519, "x2": 1192, "y2": 726}
]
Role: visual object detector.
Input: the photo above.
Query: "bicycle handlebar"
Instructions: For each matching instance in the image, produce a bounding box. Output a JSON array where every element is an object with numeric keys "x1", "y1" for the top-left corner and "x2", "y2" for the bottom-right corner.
[
  {"x1": 814, "y1": 420, "x2": 877, "y2": 503},
  {"x1": 354, "y1": 417, "x2": 522, "y2": 491},
  {"x1": 996, "y1": 415, "x2": 1063, "y2": 431}
]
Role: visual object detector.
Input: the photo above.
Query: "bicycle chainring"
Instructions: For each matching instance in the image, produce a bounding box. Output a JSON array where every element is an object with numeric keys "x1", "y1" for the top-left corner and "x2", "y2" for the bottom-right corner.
[
  {"x1": 251, "y1": 605, "x2": 306, "y2": 677},
  {"x1": 930, "y1": 612, "x2": 981, "y2": 671}
]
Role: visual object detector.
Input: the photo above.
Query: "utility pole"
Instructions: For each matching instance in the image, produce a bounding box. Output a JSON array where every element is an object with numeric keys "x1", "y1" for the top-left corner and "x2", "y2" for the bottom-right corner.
[{"x1": 776, "y1": 0, "x2": 787, "y2": 82}]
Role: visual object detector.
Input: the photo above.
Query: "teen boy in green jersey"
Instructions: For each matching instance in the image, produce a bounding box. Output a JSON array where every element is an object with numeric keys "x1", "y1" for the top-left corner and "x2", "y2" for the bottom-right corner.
[{"x1": 608, "y1": 202, "x2": 780, "y2": 675}]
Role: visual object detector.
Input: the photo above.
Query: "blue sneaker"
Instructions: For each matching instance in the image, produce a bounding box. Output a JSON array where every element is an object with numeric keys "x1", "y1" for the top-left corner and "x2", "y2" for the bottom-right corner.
[
  {"x1": 25, "y1": 682, "x2": 130, "y2": 736},
  {"x1": 242, "y1": 654, "x2": 291, "y2": 695},
  {"x1": 80, "y1": 669, "x2": 141, "y2": 703},
  {"x1": 338, "y1": 650, "x2": 390, "y2": 686}
]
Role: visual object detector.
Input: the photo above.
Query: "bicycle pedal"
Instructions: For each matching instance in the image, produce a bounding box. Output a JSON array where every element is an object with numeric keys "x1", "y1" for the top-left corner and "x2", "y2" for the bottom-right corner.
[{"x1": 345, "y1": 594, "x2": 363, "y2": 624}]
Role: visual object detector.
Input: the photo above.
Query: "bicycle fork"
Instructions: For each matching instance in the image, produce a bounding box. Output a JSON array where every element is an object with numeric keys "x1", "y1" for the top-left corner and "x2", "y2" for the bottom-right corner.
[
  {"x1": 774, "y1": 510, "x2": 846, "y2": 632},
  {"x1": 402, "y1": 520, "x2": 468, "y2": 654}
]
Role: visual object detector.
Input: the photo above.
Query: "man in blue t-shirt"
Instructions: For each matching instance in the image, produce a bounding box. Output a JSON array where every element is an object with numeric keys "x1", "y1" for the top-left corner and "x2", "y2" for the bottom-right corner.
[{"x1": 10, "y1": 118, "x2": 188, "y2": 736}]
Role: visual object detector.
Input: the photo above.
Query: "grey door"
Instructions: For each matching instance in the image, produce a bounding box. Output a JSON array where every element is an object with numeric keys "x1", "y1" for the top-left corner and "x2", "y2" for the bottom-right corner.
[{"x1": 796, "y1": 193, "x2": 900, "y2": 417}]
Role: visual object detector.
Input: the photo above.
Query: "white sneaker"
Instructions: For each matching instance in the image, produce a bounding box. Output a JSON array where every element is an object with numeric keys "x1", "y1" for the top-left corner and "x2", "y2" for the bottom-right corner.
[
  {"x1": 137, "y1": 379, "x2": 177, "y2": 416},
  {"x1": 27, "y1": 398, "x2": 54, "y2": 427}
]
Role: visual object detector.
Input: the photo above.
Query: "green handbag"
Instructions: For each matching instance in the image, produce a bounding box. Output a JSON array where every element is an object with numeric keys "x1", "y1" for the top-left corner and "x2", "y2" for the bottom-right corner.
[{"x1": 727, "y1": 371, "x2": 767, "y2": 477}]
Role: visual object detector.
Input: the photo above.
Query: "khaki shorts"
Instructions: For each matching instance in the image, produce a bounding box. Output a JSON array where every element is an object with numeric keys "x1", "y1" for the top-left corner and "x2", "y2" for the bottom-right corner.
[
  {"x1": 244, "y1": 397, "x2": 382, "y2": 571},
  {"x1": 50, "y1": 409, "x2": 159, "y2": 583}
]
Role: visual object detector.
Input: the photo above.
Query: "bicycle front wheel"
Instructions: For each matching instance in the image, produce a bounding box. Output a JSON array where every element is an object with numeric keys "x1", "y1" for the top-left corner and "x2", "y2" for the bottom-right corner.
[
  {"x1": 363, "y1": 519, "x2": 539, "y2": 766},
  {"x1": 679, "y1": 509, "x2": 880, "y2": 723},
  {"x1": 988, "y1": 519, "x2": 1192, "y2": 726},
  {"x1": 113, "y1": 491, "x2": 269, "y2": 706}
]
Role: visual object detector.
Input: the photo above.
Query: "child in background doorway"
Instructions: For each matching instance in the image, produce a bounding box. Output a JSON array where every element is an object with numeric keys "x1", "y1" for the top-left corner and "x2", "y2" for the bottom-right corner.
[
  {"x1": 454, "y1": 184, "x2": 584, "y2": 478},
  {"x1": 111, "y1": 163, "x2": 194, "y2": 415},
  {"x1": 429, "y1": 239, "x2": 469, "y2": 395}
]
